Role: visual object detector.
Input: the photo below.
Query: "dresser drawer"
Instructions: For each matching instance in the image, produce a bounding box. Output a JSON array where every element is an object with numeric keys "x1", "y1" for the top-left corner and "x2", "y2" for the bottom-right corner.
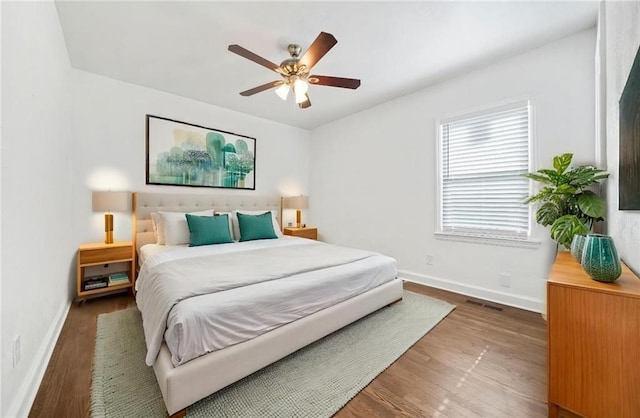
[{"x1": 558, "y1": 407, "x2": 583, "y2": 418}]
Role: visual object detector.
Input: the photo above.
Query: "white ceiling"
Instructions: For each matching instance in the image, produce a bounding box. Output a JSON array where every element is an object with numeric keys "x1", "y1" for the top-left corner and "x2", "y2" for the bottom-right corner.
[{"x1": 55, "y1": 1, "x2": 598, "y2": 130}]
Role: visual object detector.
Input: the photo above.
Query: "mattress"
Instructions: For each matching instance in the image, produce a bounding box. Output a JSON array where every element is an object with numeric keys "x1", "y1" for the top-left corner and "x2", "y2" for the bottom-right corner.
[
  {"x1": 137, "y1": 237, "x2": 397, "y2": 367},
  {"x1": 138, "y1": 242, "x2": 173, "y2": 266}
]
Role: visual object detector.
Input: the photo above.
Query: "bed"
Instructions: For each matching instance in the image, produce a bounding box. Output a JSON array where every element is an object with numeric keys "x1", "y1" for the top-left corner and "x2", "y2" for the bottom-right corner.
[{"x1": 133, "y1": 192, "x2": 403, "y2": 417}]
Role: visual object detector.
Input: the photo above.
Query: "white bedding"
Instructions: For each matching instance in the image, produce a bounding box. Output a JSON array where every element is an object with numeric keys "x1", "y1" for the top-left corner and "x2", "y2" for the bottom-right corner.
[
  {"x1": 138, "y1": 242, "x2": 174, "y2": 266},
  {"x1": 136, "y1": 238, "x2": 397, "y2": 367},
  {"x1": 138, "y1": 236, "x2": 309, "y2": 266}
]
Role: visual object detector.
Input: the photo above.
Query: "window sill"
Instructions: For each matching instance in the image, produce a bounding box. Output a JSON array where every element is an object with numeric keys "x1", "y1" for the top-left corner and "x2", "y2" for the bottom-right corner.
[{"x1": 434, "y1": 231, "x2": 541, "y2": 249}]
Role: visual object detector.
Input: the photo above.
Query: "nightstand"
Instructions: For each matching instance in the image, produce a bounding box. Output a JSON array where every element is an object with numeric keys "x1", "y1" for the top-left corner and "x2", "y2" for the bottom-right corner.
[
  {"x1": 283, "y1": 227, "x2": 318, "y2": 240},
  {"x1": 76, "y1": 241, "x2": 135, "y2": 301}
]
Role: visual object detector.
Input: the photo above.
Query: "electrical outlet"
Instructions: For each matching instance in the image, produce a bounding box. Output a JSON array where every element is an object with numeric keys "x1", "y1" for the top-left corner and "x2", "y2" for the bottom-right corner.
[
  {"x1": 13, "y1": 335, "x2": 21, "y2": 368},
  {"x1": 499, "y1": 273, "x2": 511, "y2": 288},
  {"x1": 426, "y1": 254, "x2": 434, "y2": 265}
]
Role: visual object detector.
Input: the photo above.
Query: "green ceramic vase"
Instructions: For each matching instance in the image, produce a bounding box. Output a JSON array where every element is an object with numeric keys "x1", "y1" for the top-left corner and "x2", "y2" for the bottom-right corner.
[
  {"x1": 570, "y1": 233, "x2": 587, "y2": 262},
  {"x1": 581, "y1": 234, "x2": 622, "y2": 283}
]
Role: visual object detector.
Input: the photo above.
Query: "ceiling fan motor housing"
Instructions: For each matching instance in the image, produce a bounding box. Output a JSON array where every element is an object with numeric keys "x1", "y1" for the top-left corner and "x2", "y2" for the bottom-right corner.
[
  {"x1": 280, "y1": 44, "x2": 308, "y2": 77},
  {"x1": 287, "y1": 44, "x2": 301, "y2": 58}
]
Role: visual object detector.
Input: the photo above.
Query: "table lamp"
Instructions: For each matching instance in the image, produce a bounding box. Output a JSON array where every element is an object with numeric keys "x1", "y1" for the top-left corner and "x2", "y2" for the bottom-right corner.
[
  {"x1": 285, "y1": 195, "x2": 308, "y2": 228},
  {"x1": 92, "y1": 191, "x2": 130, "y2": 244}
]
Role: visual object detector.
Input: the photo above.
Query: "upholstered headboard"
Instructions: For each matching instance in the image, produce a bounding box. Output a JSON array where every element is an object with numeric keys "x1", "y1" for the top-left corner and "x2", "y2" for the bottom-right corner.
[{"x1": 133, "y1": 192, "x2": 282, "y2": 255}]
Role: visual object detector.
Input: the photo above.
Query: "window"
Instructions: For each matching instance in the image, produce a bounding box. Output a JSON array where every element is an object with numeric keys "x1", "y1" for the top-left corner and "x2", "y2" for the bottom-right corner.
[{"x1": 439, "y1": 101, "x2": 531, "y2": 240}]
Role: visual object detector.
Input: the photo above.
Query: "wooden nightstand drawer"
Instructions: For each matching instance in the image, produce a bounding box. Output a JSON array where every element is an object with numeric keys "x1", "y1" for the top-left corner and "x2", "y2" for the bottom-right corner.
[
  {"x1": 283, "y1": 227, "x2": 318, "y2": 240},
  {"x1": 79, "y1": 245, "x2": 132, "y2": 265}
]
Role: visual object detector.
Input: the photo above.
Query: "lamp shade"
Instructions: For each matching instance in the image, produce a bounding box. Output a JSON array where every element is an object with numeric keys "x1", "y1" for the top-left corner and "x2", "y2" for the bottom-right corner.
[
  {"x1": 275, "y1": 83, "x2": 290, "y2": 100},
  {"x1": 92, "y1": 191, "x2": 130, "y2": 212},
  {"x1": 293, "y1": 78, "x2": 309, "y2": 95},
  {"x1": 285, "y1": 195, "x2": 308, "y2": 210}
]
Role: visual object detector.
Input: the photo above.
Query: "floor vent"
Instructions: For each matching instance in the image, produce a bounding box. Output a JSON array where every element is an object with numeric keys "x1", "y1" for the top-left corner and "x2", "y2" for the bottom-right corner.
[{"x1": 466, "y1": 299, "x2": 504, "y2": 312}]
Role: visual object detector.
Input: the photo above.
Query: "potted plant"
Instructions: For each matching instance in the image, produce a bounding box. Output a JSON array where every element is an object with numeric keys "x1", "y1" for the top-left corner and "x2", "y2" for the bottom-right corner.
[{"x1": 524, "y1": 153, "x2": 609, "y2": 248}]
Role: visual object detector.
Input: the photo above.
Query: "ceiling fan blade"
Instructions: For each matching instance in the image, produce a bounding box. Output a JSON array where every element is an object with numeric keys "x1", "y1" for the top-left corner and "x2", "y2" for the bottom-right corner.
[
  {"x1": 239, "y1": 80, "x2": 283, "y2": 96},
  {"x1": 298, "y1": 32, "x2": 337, "y2": 71},
  {"x1": 309, "y1": 75, "x2": 361, "y2": 89},
  {"x1": 298, "y1": 94, "x2": 311, "y2": 109},
  {"x1": 228, "y1": 44, "x2": 282, "y2": 73}
]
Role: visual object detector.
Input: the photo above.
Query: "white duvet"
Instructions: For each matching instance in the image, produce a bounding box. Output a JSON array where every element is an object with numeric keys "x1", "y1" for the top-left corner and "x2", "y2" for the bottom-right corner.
[{"x1": 136, "y1": 238, "x2": 397, "y2": 367}]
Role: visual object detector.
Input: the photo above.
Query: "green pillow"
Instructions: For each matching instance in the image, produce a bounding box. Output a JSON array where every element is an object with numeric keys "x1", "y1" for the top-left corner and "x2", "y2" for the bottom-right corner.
[
  {"x1": 237, "y1": 212, "x2": 278, "y2": 242},
  {"x1": 185, "y1": 214, "x2": 233, "y2": 246}
]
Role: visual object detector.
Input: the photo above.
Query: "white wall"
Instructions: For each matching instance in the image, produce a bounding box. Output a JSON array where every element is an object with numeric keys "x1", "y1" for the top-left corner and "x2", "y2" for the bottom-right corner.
[
  {"x1": 0, "y1": 2, "x2": 4, "y2": 415},
  {"x1": 71, "y1": 70, "x2": 311, "y2": 245},
  {"x1": 310, "y1": 29, "x2": 597, "y2": 312},
  {"x1": 1, "y1": 2, "x2": 74, "y2": 416},
  {"x1": 603, "y1": 2, "x2": 640, "y2": 273}
]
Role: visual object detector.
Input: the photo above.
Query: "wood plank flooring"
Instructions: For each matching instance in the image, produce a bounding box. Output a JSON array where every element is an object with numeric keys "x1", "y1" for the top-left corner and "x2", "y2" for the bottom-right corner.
[{"x1": 29, "y1": 282, "x2": 547, "y2": 418}]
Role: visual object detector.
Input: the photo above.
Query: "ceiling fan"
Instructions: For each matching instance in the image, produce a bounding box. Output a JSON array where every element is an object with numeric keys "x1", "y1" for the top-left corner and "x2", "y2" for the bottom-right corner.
[{"x1": 228, "y1": 32, "x2": 361, "y2": 109}]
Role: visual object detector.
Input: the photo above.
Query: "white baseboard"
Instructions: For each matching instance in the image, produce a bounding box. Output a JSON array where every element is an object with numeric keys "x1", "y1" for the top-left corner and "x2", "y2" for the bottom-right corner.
[
  {"x1": 5, "y1": 300, "x2": 71, "y2": 418},
  {"x1": 399, "y1": 269, "x2": 544, "y2": 313}
]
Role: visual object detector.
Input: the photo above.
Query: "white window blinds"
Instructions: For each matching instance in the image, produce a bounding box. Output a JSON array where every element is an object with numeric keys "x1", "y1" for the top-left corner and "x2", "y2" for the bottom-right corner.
[{"x1": 440, "y1": 102, "x2": 530, "y2": 238}]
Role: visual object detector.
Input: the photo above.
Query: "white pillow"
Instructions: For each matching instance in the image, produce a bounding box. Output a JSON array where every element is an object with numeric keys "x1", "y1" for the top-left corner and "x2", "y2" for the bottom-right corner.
[
  {"x1": 150, "y1": 212, "x2": 163, "y2": 244},
  {"x1": 232, "y1": 210, "x2": 283, "y2": 241},
  {"x1": 157, "y1": 210, "x2": 213, "y2": 246}
]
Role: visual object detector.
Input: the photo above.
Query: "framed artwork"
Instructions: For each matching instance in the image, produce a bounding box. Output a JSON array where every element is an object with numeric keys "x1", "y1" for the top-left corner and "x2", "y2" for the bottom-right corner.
[
  {"x1": 146, "y1": 115, "x2": 256, "y2": 190},
  {"x1": 619, "y1": 42, "x2": 640, "y2": 210}
]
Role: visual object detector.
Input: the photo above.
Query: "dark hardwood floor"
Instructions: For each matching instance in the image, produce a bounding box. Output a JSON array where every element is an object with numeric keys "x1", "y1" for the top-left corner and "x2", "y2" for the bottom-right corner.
[{"x1": 29, "y1": 282, "x2": 547, "y2": 418}]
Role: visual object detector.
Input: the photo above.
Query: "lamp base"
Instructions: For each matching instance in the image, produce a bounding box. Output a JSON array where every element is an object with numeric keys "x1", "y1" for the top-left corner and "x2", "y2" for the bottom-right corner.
[
  {"x1": 296, "y1": 209, "x2": 302, "y2": 228},
  {"x1": 104, "y1": 213, "x2": 114, "y2": 244}
]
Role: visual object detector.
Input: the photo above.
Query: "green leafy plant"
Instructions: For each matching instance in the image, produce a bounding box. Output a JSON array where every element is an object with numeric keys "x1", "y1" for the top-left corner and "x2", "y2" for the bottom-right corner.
[{"x1": 524, "y1": 153, "x2": 609, "y2": 248}]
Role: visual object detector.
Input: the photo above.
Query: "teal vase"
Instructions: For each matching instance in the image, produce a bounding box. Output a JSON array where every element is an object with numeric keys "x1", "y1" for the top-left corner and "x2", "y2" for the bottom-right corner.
[
  {"x1": 570, "y1": 234, "x2": 587, "y2": 262},
  {"x1": 581, "y1": 234, "x2": 622, "y2": 282}
]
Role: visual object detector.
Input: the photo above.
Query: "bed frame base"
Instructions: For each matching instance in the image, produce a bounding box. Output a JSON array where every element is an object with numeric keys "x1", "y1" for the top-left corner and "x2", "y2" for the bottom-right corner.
[
  {"x1": 153, "y1": 279, "x2": 404, "y2": 415},
  {"x1": 169, "y1": 409, "x2": 186, "y2": 418}
]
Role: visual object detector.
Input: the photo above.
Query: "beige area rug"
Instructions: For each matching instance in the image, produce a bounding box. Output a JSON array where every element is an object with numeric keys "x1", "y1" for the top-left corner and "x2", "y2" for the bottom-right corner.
[{"x1": 91, "y1": 290, "x2": 455, "y2": 417}]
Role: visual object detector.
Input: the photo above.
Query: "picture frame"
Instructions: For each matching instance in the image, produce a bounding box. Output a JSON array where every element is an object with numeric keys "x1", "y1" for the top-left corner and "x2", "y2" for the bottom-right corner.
[
  {"x1": 619, "y1": 42, "x2": 640, "y2": 210},
  {"x1": 146, "y1": 115, "x2": 256, "y2": 190}
]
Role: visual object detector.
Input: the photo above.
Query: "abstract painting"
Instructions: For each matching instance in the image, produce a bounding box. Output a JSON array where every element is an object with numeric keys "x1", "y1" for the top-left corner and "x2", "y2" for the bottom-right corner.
[
  {"x1": 619, "y1": 43, "x2": 640, "y2": 210},
  {"x1": 146, "y1": 115, "x2": 256, "y2": 190}
]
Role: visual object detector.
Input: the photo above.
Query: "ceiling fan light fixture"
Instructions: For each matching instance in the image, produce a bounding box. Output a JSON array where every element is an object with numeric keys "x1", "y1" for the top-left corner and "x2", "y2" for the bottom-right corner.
[
  {"x1": 294, "y1": 87, "x2": 307, "y2": 104},
  {"x1": 293, "y1": 78, "x2": 309, "y2": 95},
  {"x1": 293, "y1": 77, "x2": 309, "y2": 103},
  {"x1": 229, "y1": 32, "x2": 361, "y2": 110},
  {"x1": 275, "y1": 83, "x2": 290, "y2": 100}
]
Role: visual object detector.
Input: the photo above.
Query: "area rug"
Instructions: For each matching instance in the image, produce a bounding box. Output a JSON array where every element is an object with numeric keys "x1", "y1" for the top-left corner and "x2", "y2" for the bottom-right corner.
[{"x1": 91, "y1": 290, "x2": 455, "y2": 417}]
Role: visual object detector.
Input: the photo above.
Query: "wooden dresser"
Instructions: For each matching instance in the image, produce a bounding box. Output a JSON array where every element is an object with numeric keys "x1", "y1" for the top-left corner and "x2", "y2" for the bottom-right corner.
[{"x1": 547, "y1": 251, "x2": 640, "y2": 417}]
